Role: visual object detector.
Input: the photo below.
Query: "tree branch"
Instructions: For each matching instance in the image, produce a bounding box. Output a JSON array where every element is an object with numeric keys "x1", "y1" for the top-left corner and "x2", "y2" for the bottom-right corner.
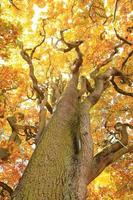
[
  {"x1": 113, "y1": 0, "x2": 119, "y2": 21},
  {"x1": 9, "y1": 0, "x2": 20, "y2": 10},
  {"x1": 114, "y1": 28, "x2": 133, "y2": 45},
  {"x1": 111, "y1": 76, "x2": 133, "y2": 97},
  {"x1": 88, "y1": 68, "x2": 120, "y2": 106},
  {"x1": 96, "y1": 41, "x2": 125, "y2": 69},
  {"x1": 121, "y1": 50, "x2": 133, "y2": 70},
  {"x1": 88, "y1": 122, "x2": 133, "y2": 183},
  {"x1": 79, "y1": 76, "x2": 93, "y2": 97},
  {"x1": 71, "y1": 46, "x2": 83, "y2": 73},
  {"x1": 88, "y1": 67, "x2": 133, "y2": 107},
  {"x1": 20, "y1": 44, "x2": 52, "y2": 114},
  {"x1": 30, "y1": 21, "x2": 46, "y2": 59},
  {"x1": 7, "y1": 116, "x2": 21, "y2": 145},
  {"x1": 55, "y1": 29, "x2": 83, "y2": 53}
]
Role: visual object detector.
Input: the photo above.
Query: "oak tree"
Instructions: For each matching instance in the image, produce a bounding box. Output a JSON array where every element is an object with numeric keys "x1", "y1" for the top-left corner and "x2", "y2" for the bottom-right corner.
[{"x1": 0, "y1": 0, "x2": 133, "y2": 199}]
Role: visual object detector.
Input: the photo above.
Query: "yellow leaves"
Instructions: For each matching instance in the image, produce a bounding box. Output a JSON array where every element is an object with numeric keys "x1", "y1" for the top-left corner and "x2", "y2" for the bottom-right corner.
[
  {"x1": 46, "y1": 26, "x2": 57, "y2": 36},
  {"x1": 94, "y1": 171, "x2": 113, "y2": 187},
  {"x1": 52, "y1": 51, "x2": 68, "y2": 68}
]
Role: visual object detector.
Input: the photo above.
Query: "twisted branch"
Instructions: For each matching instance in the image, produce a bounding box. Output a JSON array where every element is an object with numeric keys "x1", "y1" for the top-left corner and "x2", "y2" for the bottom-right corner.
[
  {"x1": 55, "y1": 29, "x2": 83, "y2": 53},
  {"x1": 111, "y1": 76, "x2": 133, "y2": 97},
  {"x1": 20, "y1": 41, "x2": 52, "y2": 113}
]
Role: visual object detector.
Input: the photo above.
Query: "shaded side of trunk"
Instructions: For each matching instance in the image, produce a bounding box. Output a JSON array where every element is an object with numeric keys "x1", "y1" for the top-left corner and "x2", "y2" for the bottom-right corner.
[{"x1": 75, "y1": 101, "x2": 94, "y2": 200}]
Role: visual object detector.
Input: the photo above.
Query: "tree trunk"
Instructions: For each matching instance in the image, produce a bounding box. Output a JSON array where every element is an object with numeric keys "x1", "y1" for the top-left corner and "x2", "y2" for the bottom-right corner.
[{"x1": 12, "y1": 74, "x2": 94, "y2": 200}]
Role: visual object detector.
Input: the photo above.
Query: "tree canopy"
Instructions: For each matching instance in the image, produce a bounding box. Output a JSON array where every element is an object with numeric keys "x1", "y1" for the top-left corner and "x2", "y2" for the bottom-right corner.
[{"x1": 0, "y1": 0, "x2": 133, "y2": 199}]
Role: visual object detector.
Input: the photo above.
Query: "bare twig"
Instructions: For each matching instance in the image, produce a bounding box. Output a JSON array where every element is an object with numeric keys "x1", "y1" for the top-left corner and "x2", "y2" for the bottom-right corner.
[
  {"x1": 121, "y1": 50, "x2": 133, "y2": 70},
  {"x1": 113, "y1": 0, "x2": 119, "y2": 21},
  {"x1": 111, "y1": 76, "x2": 133, "y2": 97},
  {"x1": 97, "y1": 41, "x2": 125, "y2": 69},
  {"x1": 114, "y1": 28, "x2": 133, "y2": 45},
  {"x1": 9, "y1": 0, "x2": 20, "y2": 10},
  {"x1": 0, "y1": 181, "x2": 13, "y2": 196}
]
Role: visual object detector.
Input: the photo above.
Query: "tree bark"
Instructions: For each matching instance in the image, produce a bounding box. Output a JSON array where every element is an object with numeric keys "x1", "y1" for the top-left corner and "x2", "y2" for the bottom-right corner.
[{"x1": 12, "y1": 72, "x2": 93, "y2": 200}]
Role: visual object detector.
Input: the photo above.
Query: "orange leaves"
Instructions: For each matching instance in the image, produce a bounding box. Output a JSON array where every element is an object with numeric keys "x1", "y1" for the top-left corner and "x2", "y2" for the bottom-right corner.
[
  {"x1": 0, "y1": 19, "x2": 20, "y2": 59},
  {"x1": 32, "y1": 0, "x2": 47, "y2": 8},
  {"x1": 0, "y1": 140, "x2": 20, "y2": 157},
  {"x1": 0, "y1": 67, "x2": 18, "y2": 89}
]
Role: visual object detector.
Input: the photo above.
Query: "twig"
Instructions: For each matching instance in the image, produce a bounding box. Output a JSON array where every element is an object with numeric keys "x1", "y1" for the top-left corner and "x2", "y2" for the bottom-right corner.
[
  {"x1": 111, "y1": 76, "x2": 133, "y2": 97},
  {"x1": 9, "y1": 0, "x2": 20, "y2": 10},
  {"x1": 113, "y1": 0, "x2": 119, "y2": 21},
  {"x1": 55, "y1": 29, "x2": 83, "y2": 53},
  {"x1": 121, "y1": 50, "x2": 133, "y2": 70},
  {"x1": 114, "y1": 28, "x2": 133, "y2": 45}
]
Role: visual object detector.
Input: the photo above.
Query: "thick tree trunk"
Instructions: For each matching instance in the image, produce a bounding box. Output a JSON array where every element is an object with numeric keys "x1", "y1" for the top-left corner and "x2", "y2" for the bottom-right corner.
[{"x1": 12, "y1": 74, "x2": 93, "y2": 200}]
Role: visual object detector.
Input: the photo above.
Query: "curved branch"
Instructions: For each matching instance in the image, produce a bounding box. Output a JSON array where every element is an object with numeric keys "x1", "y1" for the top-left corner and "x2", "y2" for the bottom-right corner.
[
  {"x1": 88, "y1": 122, "x2": 133, "y2": 183},
  {"x1": 55, "y1": 29, "x2": 83, "y2": 53},
  {"x1": 88, "y1": 68, "x2": 120, "y2": 106},
  {"x1": 20, "y1": 50, "x2": 43, "y2": 100},
  {"x1": 96, "y1": 41, "x2": 125, "y2": 69},
  {"x1": 87, "y1": 67, "x2": 132, "y2": 107},
  {"x1": 71, "y1": 46, "x2": 83, "y2": 73},
  {"x1": 121, "y1": 50, "x2": 133, "y2": 70},
  {"x1": 111, "y1": 76, "x2": 133, "y2": 97},
  {"x1": 114, "y1": 28, "x2": 133, "y2": 45},
  {"x1": 20, "y1": 45, "x2": 53, "y2": 114},
  {"x1": 30, "y1": 23, "x2": 46, "y2": 59},
  {"x1": 79, "y1": 76, "x2": 93, "y2": 97}
]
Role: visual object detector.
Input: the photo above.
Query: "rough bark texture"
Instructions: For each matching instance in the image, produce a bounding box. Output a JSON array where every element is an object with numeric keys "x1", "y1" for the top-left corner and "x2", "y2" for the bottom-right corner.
[{"x1": 12, "y1": 73, "x2": 93, "y2": 200}]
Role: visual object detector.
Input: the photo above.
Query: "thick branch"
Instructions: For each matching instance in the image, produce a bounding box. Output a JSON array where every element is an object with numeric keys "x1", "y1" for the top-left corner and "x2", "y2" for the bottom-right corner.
[
  {"x1": 7, "y1": 116, "x2": 21, "y2": 145},
  {"x1": 88, "y1": 122, "x2": 133, "y2": 183},
  {"x1": 71, "y1": 46, "x2": 83, "y2": 73},
  {"x1": 88, "y1": 68, "x2": 121, "y2": 106},
  {"x1": 79, "y1": 76, "x2": 93, "y2": 97},
  {"x1": 7, "y1": 115, "x2": 37, "y2": 144},
  {"x1": 88, "y1": 67, "x2": 133, "y2": 107}
]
